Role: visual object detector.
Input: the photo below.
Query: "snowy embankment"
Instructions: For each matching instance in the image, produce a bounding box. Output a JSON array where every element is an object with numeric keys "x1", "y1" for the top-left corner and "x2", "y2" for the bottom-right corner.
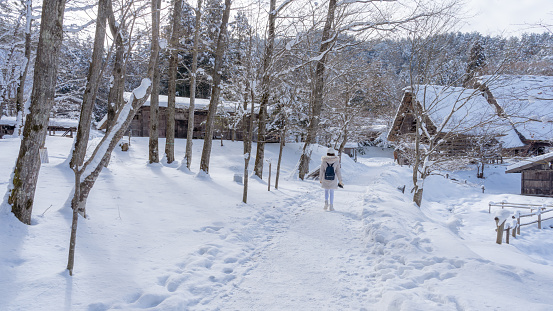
[{"x1": 1, "y1": 136, "x2": 553, "y2": 310}]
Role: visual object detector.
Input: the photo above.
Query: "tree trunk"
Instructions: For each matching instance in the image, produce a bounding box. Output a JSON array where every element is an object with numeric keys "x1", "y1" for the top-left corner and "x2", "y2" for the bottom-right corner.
[
  {"x1": 243, "y1": 87, "x2": 255, "y2": 203},
  {"x1": 253, "y1": 0, "x2": 277, "y2": 179},
  {"x1": 165, "y1": 0, "x2": 183, "y2": 164},
  {"x1": 7, "y1": 0, "x2": 66, "y2": 225},
  {"x1": 242, "y1": 28, "x2": 255, "y2": 203},
  {"x1": 14, "y1": 0, "x2": 33, "y2": 137},
  {"x1": 66, "y1": 171, "x2": 81, "y2": 276},
  {"x1": 338, "y1": 126, "x2": 348, "y2": 161},
  {"x1": 199, "y1": 0, "x2": 231, "y2": 174},
  {"x1": 185, "y1": 0, "x2": 202, "y2": 169},
  {"x1": 70, "y1": 0, "x2": 108, "y2": 175},
  {"x1": 148, "y1": 0, "x2": 161, "y2": 163},
  {"x1": 275, "y1": 128, "x2": 285, "y2": 189},
  {"x1": 220, "y1": 117, "x2": 224, "y2": 146},
  {"x1": 413, "y1": 188, "x2": 423, "y2": 207},
  {"x1": 412, "y1": 103, "x2": 422, "y2": 207},
  {"x1": 298, "y1": 0, "x2": 337, "y2": 180},
  {"x1": 106, "y1": 0, "x2": 126, "y2": 133},
  {"x1": 66, "y1": 0, "x2": 109, "y2": 274}
]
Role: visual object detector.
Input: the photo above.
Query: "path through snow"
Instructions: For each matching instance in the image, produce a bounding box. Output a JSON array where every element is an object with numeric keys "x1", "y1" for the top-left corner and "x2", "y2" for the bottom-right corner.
[{"x1": 209, "y1": 183, "x2": 371, "y2": 310}]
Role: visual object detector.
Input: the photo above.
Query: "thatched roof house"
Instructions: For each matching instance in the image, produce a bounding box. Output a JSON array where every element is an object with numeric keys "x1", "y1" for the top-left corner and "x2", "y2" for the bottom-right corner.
[
  {"x1": 388, "y1": 75, "x2": 553, "y2": 157},
  {"x1": 481, "y1": 75, "x2": 553, "y2": 156},
  {"x1": 387, "y1": 84, "x2": 505, "y2": 156}
]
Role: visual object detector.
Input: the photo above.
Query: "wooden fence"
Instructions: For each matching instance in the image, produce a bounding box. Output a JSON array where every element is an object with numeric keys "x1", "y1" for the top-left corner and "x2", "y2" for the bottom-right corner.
[{"x1": 489, "y1": 201, "x2": 553, "y2": 244}]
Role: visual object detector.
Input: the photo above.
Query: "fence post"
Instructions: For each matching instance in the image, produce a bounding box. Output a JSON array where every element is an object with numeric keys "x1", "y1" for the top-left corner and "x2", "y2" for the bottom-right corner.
[
  {"x1": 536, "y1": 206, "x2": 542, "y2": 229},
  {"x1": 267, "y1": 160, "x2": 272, "y2": 191},
  {"x1": 489, "y1": 202, "x2": 493, "y2": 214},
  {"x1": 505, "y1": 225, "x2": 510, "y2": 244},
  {"x1": 511, "y1": 218, "x2": 517, "y2": 238},
  {"x1": 516, "y1": 212, "x2": 521, "y2": 235},
  {"x1": 495, "y1": 217, "x2": 505, "y2": 244}
]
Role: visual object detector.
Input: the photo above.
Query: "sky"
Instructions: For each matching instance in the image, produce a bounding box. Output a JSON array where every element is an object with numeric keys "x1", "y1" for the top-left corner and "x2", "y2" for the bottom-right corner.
[{"x1": 462, "y1": 0, "x2": 553, "y2": 36}]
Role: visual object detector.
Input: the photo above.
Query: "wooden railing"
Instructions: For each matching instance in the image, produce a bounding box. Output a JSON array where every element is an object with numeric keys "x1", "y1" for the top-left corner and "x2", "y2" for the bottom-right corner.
[{"x1": 490, "y1": 201, "x2": 553, "y2": 244}]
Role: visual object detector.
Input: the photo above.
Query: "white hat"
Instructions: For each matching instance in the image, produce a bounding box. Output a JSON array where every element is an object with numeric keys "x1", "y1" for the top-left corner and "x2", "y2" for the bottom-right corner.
[{"x1": 327, "y1": 148, "x2": 336, "y2": 155}]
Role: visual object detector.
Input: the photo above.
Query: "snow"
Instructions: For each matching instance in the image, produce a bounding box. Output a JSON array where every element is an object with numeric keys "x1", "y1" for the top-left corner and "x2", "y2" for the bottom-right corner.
[
  {"x1": 122, "y1": 92, "x2": 238, "y2": 112},
  {"x1": 0, "y1": 117, "x2": 78, "y2": 127},
  {"x1": 133, "y1": 79, "x2": 151, "y2": 100},
  {"x1": 2, "y1": 138, "x2": 553, "y2": 310},
  {"x1": 481, "y1": 75, "x2": 553, "y2": 141},
  {"x1": 506, "y1": 151, "x2": 553, "y2": 173},
  {"x1": 411, "y1": 84, "x2": 501, "y2": 134}
]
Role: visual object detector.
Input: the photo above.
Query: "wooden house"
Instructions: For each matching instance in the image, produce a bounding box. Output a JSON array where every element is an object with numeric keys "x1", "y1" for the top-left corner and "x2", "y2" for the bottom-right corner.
[
  {"x1": 343, "y1": 142, "x2": 358, "y2": 161},
  {"x1": 505, "y1": 152, "x2": 553, "y2": 197},
  {"x1": 0, "y1": 117, "x2": 78, "y2": 139},
  {"x1": 99, "y1": 93, "x2": 245, "y2": 140}
]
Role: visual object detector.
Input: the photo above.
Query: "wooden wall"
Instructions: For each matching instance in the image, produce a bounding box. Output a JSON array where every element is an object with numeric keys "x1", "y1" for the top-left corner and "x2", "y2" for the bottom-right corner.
[
  {"x1": 521, "y1": 169, "x2": 553, "y2": 197},
  {"x1": 130, "y1": 106, "x2": 208, "y2": 139}
]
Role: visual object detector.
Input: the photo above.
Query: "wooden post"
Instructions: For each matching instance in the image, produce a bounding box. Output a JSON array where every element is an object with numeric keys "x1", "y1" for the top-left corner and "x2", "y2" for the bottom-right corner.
[
  {"x1": 538, "y1": 213, "x2": 542, "y2": 229},
  {"x1": 506, "y1": 226, "x2": 510, "y2": 244},
  {"x1": 495, "y1": 217, "x2": 505, "y2": 244},
  {"x1": 517, "y1": 216, "x2": 521, "y2": 235},
  {"x1": 511, "y1": 218, "x2": 517, "y2": 238}
]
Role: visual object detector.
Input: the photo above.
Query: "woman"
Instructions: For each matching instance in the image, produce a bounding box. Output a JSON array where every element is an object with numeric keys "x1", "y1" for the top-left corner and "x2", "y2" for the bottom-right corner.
[{"x1": 319, "y1": 148, "x2": 343, "y2": 211}]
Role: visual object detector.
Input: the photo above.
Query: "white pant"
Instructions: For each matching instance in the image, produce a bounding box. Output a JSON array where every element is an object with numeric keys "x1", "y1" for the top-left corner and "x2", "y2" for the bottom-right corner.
[{"x1": 325, "y1": 189, "x2": 334, "y2": 205}]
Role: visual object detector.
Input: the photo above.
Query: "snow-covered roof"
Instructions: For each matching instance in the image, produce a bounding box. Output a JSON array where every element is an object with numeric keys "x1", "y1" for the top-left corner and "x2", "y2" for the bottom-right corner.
[
  {"x1": 344, "y1": 142, "x2": 358, "y2": 148},
  {"x1": 122, "y1": 92, "x2": 240, "y2": 112},
  {"x1": 505, "y1": 151, "x2": 553, "y2": 173},
  {"x1": 480, "y1": 75, "x2": 553, "y2": 142},
  {"x1": 498, "y1": 128, "x2": 525, "y2": 149},
  {"x1": 411, "y1": 84, "x2": 502, "y2": 134},
  {"x1": 0, "y1": 116, "x2": 78, "y2": 127},
  {"x1": 0, "y1": 117, "x2": 15, "y2": 126}
]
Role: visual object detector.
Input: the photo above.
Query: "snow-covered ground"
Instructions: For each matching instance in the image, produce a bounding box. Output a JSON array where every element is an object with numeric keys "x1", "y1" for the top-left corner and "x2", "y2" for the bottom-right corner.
[{"x1": 1, "y1": 136, "x2": 553, "y2": 310}]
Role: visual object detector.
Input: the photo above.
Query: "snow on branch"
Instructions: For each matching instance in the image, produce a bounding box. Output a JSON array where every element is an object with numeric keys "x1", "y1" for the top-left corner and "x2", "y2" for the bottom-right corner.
[
  {"x1": 80, "y1": 78, "x2": 151, "y2": 181},
  {"x1": 65, "y1": 4, "x2": 96, "y2": 12},
  {"x1": 339, "y1": 12, "x2": 436, "y2": 33},
  {"x1": 275, "y1": 0, "x2": 294, "y2": 14},
  {"x1": 336, "y1": 0, "x2": 395, "y2": 6},
  {"x1": 64, "y1": 20, "x2": 95, "y2": 33}
]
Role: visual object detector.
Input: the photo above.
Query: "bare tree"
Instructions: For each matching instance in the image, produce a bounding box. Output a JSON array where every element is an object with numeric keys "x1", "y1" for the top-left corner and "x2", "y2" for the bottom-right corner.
[
  {"x1": 66, "y1": 0, "x2": 159, "y2": 274},
  {"x1": 6, "y1": 0, "x2": 67, "y2": 224},
  {"x1": 13, "y1": 0, "x2": 33, "y2": 137},
  {"x1": 199, "y1": 0, "x2": 231, "y2": 174},
  {"x1": 183, "y1": 0, "x2": 203, "y2": 170},
  {"x1": 67, "y1": 0, "x2": 109, "y2": 275},
  {"x1": 148, "y1": 0, "x2": 161, "y2": 163},
  {"x1": 298, "y1": 0, "x2": 337, "y2": 180},
  {"x1": 253, "y1": 0, "x2": 277, "y2": 179},
  {"x1": 105, "y1": 0, "x2": 128, "y2": 132},
  {"x1": 165, "y1": 0, "x2": 185, "y2": 164}
]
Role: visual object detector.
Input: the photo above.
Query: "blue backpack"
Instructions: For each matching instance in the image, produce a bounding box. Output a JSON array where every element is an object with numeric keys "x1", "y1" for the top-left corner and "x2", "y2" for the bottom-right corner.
[{"x1": 324, "y1": 163, "x2": 335, "y2": 180}]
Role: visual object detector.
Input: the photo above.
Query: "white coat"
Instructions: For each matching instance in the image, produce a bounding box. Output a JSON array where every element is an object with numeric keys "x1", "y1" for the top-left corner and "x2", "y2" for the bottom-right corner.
[{"x1": 319, "y1": 155, "x2": 342, "y2": 189}]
